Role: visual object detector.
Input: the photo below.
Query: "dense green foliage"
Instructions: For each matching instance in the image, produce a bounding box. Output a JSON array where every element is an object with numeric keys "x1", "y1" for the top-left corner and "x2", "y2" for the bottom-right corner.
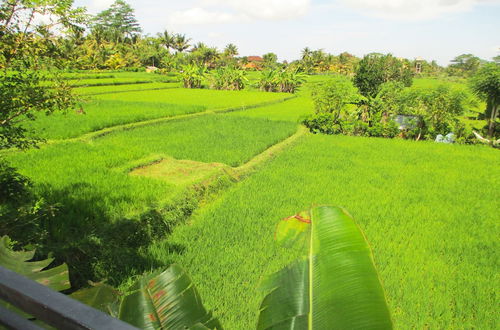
[
  {"x1": 354, "y1": 53, "x2": 413, "y2": 97},
  {"x1": 469, "y1": 63, "x2": 500, "y2": 137},
  {"x1": 303, "y1": 75, "x2": 478, "y2": 141},
  {"x1": 258, "y1": 69, "x2": 307, "y2": 93}
]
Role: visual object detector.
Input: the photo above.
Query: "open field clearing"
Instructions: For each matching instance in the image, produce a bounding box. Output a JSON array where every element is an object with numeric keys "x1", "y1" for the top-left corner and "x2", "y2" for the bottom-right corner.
[{"x1": 151, "y1": 134, "x2": 499, "y2": 329}]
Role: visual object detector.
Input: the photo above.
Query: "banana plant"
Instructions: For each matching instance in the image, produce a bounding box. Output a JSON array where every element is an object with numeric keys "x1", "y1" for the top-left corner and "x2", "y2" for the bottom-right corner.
[
  {"x1": 72, "y1": 265, "x2": 222, "y2": 329},
  {"x1": 0, "y1": 236, "x2": 70, "y2": 291},
  {"x1": 257, "y1": 206, "x2": 393, "y2": 329}
]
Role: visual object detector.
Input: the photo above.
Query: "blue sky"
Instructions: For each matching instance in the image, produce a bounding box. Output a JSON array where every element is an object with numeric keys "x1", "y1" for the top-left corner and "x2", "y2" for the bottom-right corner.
[{"x1": 74, "y1": 0, "x2": 500, "y2": 65}]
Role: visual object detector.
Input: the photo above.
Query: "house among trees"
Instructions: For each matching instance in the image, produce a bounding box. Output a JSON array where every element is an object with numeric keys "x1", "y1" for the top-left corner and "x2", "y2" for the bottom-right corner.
[
  {"x1": 415, "y1": 56, "x2": 424, "y2": 74},
  {"x1": 243, "y1": 56, "x2": 264, "y2": 70}
]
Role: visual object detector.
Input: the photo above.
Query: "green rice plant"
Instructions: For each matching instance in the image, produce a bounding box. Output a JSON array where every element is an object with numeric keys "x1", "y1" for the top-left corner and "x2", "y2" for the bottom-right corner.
[
  {"x1": 25, "y1": 100, "x2": 204, "y2": 140},
  {"x1": 74, "y1": 82, "x2": 180, "y2": 95},
  {"x1": 153, "y1": 134, "x2": 499, "y2": 329},
  {"x1": 228, "y1": 97, "x2": 313, "y2": 122},
  {"x1": 93, "y1": 88, "x2": 291, "y2": 112},
  {"x1": 6, "y1": 115, "x2": 297, "y2": 287}
]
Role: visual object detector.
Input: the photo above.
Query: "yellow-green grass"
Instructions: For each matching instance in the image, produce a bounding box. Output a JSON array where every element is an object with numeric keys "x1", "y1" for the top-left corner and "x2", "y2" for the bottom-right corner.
[
  {"x1": 130, "y1": 158, "x2": 232, "y2": 186},
  {"x1": 150, "y1": 134, "x2": 499, "y2": 329}
]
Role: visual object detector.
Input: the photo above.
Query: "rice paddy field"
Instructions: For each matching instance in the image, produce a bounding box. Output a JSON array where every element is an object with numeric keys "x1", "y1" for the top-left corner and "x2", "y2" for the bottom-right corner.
[{"x1": 3, "y1": 72, "x2": 498, "y2": 329}]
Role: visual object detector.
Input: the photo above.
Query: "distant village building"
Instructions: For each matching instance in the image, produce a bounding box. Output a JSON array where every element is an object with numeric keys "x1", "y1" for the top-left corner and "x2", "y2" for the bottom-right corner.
[
  {"x1": 244, "y1": 56, "x2": 264, "y2": 70},
  {"x1": 415, "y1": 57, "x2": 424, "y2": 74}
]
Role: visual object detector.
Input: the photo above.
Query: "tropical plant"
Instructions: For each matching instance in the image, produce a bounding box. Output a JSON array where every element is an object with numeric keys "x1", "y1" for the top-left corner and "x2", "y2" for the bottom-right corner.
[
  {"x1": 0, "y1": 237, "x2": 220, "y2": 329},
  {"x1": 258, "y1": 70, "x2": 278, "y2": 92},
  {"x1": 0, "y1": 236, "x2": 70, "y2": 292},
  {"x1": 259, "y1": 69, "x2": 306, "y2": 93},
  {"x1": 73, "y1": 265, "x2": 222, "y2": 329},
  {"x1": 180, "y1": 64, "x2": 206, "y2": 88},
  {"x1": 469, "y1": 63, "x2": 499, "y2": 138},
  {"x1": 257, "y1": 206, "x2": 392, "y2": 329},
  {"x1": 311, "y1": 76, "x2": 361, "y2": 114},
  {"x1": 209, "y1": 66, "x2": 247, "y2": 90},
  {"x1": 173, "y1": 33, "x2": 191, "y2": 53},
  {"x1": 158, "y1": 30, "x2": 175, "y2": 52},
  {"x1": 224, "y1": 43, "x2": 238, "y2": 58}
]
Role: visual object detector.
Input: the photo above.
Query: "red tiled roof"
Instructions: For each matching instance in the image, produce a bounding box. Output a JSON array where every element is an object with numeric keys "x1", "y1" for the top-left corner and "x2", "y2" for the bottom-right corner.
[{"x1": 247, "y1": 56, "x2": 264, "y2": 62}]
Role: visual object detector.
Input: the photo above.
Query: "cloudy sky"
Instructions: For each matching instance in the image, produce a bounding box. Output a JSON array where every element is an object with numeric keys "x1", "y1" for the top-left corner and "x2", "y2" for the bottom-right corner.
[{"x1": 74, "y1": 0, "x2": 500, "y2": 65}]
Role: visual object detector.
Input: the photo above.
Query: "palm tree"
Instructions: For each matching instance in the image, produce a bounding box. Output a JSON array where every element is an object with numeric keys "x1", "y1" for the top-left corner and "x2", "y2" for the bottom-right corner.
[
  {"x1": 301, "y1": 47, "x2": 312, "y2": 60},
  {"x1": 173, "y1": 33, "x2": 191, "y2": 53},
  {"x1": 157, "y1": 30, "x2": 175, "y2": 52},
  {"x1": 190, "y1": 42, "x2": 207, "y2": 52},
  {"x1": 224, "y1": 43, "x2": 238, "y2": 57}
]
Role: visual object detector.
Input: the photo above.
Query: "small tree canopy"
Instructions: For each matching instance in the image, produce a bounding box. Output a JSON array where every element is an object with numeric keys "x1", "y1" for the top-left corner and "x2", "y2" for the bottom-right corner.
[{"x1": 354, "y1": 53, "x2": 413, "y2": 98}]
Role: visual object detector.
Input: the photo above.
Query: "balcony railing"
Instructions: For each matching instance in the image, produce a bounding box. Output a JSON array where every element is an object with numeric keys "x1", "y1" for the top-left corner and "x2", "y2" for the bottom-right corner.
[{"x1": 0, "y1": 266, "x2": 137, "y2": 330}]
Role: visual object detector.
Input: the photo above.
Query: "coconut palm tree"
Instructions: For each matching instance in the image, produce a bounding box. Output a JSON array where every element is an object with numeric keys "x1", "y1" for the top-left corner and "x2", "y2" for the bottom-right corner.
[
  {"x1": 173, "y1": 33, "x2": 191, "y2": 53},
  {"x1": 157, "y1": 30, "x2": 175, "y2": 52},
  {"x1": 224, "y1": 43, "x2": 238, "y2": 58}
]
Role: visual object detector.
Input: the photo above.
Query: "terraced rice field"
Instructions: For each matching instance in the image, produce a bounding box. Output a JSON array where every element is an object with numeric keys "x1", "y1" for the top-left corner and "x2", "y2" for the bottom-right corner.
[{"x1": 4, "y1": 72, "x2": 498, "y2": 329}]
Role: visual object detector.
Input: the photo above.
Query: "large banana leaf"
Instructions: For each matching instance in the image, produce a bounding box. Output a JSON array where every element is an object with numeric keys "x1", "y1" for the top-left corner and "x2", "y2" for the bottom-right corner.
[
  {"x1": 70, "y1": 282, "x2": 121, "y2": 315},
  {"x1": 258, "y1": 206, "x2": 392, "y2": 330},
  {"x1": 119, "y1": 264, "x2": 222, "y2": 330},
  {"x1": 0, "y1": 236, "x2": 70, "y2": 291}
]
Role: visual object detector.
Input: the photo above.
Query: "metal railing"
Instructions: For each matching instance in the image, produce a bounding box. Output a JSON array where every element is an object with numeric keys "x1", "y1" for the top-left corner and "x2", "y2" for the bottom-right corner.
[{"x1": 0, "y1": 266, "x2": 137, "y2": 330}]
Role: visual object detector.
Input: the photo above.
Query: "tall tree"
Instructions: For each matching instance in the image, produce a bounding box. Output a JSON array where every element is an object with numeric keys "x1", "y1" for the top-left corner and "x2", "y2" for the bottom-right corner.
[
  {"x1": 93, "y1": 0, "x2": 141, "y2": 43},
  {"x1": 224, "y1": 43, "x2": 238, "y2": 58},
  {"x1": 448, "y1": 54, "x2": 482, "y2": 76},
  {"x1": 470, "y1": 63, "x2": 500, "y2": 137},
  {"x1": 354, "y1": 53, "x2": 413, "y2": 98},
  {"x1": 157, "y1": 30, "x2": 175, "y2": 52},
  {"x1": 173, "y1": 33, "x2": 190, "y2": 53},
  {"x1": 263, "y1": 52, "x2": 278, "y2": 69},
  {"x1": 0, "y1": 0, "x2": 86, "y2": 149}
]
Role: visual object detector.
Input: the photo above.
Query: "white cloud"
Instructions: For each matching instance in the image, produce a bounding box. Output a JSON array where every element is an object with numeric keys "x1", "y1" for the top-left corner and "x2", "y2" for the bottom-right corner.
[
  {"x1": 168, "y1": 0, "x2": 311, "y2": 25},
  {"x1": 169, "y1": 7, "x2": 242, "y2": 25},
  {"x1": 341, "y1": 0, "x2": 500, "y2": 20},
  {"x1": 86, "y1": 0, "x2": 115, "y2": 13},
  {"x1": 201, "y1": 0, "x2": 311, "y2": 20}
]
